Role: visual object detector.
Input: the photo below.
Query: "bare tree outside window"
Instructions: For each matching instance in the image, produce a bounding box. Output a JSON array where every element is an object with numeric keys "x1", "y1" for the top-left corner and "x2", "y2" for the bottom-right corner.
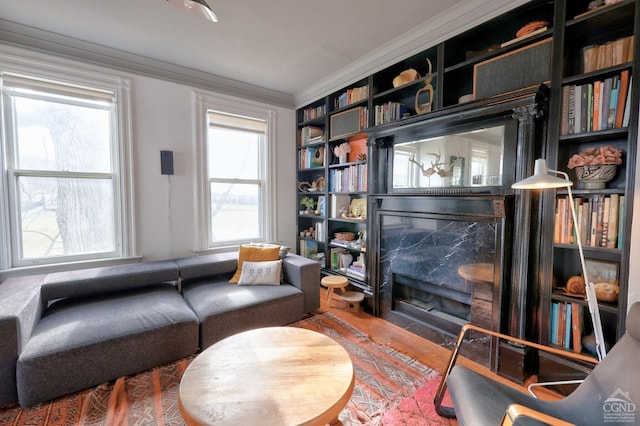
[{"x1": 10, "y1": 89, "x2": 116, "y2": 261}]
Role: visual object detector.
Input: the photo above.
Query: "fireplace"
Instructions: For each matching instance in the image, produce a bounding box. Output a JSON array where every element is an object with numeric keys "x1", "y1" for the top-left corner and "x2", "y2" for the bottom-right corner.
[
  {"x1": 366, "y1": 90, "x2": 547, "y2": 371},
  {"x1": 371, "y1": 196, "x2": 511, "y2": 368}
]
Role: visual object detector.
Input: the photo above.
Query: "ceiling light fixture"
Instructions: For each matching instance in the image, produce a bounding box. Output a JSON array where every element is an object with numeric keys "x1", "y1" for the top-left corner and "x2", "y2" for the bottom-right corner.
[{"x1": 167, "y1": 0, "x2": 218, "y2": 23}]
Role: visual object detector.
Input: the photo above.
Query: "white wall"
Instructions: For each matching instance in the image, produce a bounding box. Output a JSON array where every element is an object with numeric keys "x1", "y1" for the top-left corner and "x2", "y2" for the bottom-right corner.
[
  {"x1": 129, "y1": 77, "x2": 297, "y2": 260},
  {"x1": 1, "y1": 44, "x2": 297, "y2": 264},
  {"x1": 626, "y1": 114, "x2": 640, "y2": 310}
]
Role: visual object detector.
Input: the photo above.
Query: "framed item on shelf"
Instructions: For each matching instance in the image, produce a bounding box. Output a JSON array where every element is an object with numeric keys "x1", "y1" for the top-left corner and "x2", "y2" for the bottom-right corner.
[{"x1": 585, "y1": 259, "x2": 619, "y2": 286}]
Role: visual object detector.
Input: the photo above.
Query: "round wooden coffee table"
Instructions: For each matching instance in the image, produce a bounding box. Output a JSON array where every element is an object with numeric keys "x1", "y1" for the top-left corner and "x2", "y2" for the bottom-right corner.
[{"x1": 179, "y1": 327, "x2": 355, "y2": 425}]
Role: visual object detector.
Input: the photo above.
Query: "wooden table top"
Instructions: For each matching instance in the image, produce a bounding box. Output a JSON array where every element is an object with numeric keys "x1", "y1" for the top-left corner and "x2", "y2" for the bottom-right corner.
[
  {"x1": 458, "y1": 263, "x2": 494, "y2": 284},
  {"x1": 179, "y1": 327, "x2": 355, "y2": 426}
]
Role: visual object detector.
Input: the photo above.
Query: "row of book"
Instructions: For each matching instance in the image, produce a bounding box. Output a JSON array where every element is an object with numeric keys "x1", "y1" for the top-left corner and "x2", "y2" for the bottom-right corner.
[
  {"x1": 560, "y1": 70, "x2": 632, "y2": 135},
  {"x1": 550, "y1": 301, "x2": 584, "y2": 353},
  {"x1": 298, "y1": 125, "x2": 324, "y2": 146},
  {"x1": 298, "y1": 146, "x2": 325, "y2": 169},
  {"x1": 374, "y1": 101, "x2": 408, "y2": 126},
  {"x1": 554, "y1": 194, "x2": 625, "y2": 249},
  {"x1": 582, "y1": 35, "x2": 634, "y2": 74},
  {"x1": 301, "y1": 104, "x2": 326, "y2": 122},
  {"x1": 329, "y1": 164, "x2": 368, "y2": 193},
  {"x1": 334, "y1": 85, "x2": 369, "y2": 109}
]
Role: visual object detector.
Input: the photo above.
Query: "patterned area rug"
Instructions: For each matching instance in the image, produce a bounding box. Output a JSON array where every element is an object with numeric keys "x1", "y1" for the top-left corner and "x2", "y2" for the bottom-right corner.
[
  {"x1": 0, "y1": 312, "x2": 455, "y2": 425},
  {"x1": 292, "y1": 313, "x2": 453, "y2": 425}
]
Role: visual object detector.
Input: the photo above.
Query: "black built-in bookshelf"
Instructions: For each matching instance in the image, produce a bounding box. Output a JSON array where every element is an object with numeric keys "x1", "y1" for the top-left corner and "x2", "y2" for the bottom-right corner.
[{"x1": 296, "y1": 0, "x2": 638, "y2": 379}]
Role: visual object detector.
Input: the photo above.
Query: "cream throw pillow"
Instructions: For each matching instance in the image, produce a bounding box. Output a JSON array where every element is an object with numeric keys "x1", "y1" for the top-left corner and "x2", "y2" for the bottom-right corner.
[
  {"x1": 229, "y1": 244, "x2": 281, "y2": 283},
  {"x1": 238, "y1": 260, "x2": 282, "y2": 286}
]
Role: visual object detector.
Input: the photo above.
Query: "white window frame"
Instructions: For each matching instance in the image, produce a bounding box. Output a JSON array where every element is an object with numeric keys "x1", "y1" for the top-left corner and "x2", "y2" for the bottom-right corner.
[
  {"x1": 0, "y1": 49, "x2": 136, "y2": 272},
  {"x1": 193, "y1": 91, "x2": 277, "y2": 251}
]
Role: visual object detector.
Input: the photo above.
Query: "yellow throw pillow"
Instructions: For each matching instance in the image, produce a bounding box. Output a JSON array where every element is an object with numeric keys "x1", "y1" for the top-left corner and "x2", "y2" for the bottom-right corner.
[{"x1": 229, "y1": 244, "x2": 281, "y2": 283}]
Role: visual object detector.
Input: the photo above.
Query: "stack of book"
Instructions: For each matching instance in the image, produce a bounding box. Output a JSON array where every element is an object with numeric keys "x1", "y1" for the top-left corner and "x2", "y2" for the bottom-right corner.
[
  {"x1": 329, "y1": 164, "x2": 368, "y2": 192},
  {"x1": 555, "y1": 194, "x2": 625, "y2": 249},
  {"x1": 334, "y1": 85, "x2": 369, "y2": 109},
  {"x1": 550, "y1": 301, "x2": 584, "y2": 352},
  {"x1": 561, "y1": 70, "x2": 632, "y2": 135},
  {"x1": 582, "y1": 35, "x2": 634, "y2": 74},
  {"x1": 301, "y1": 104, "x2": 326, "y2": 122},
  {"x1": 374, "y1": 102, "x2": 408, "y2": 126},
  {"x1": 299, "y1": 126, "x2": 324, "y2": 146},
  {"x1": 346, "y1": 262, "x2": 366, "y2": 280}
]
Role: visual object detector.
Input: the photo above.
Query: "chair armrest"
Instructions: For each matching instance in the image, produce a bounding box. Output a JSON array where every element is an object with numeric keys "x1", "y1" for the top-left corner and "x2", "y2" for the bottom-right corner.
[
  {"x1": 434, "y1": 323, "x2": 598, "y2": 419},
  {"x1": 282, "y1": 254, "x2": 320, "y2": 314},
  {"x1": 501, "y1": 403, "x2": 575, "y2": 426}
]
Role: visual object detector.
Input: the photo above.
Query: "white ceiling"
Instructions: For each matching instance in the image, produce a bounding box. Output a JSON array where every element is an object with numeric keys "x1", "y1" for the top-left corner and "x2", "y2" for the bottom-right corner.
[{"x1": 0, "y1": 0, "x2": 528, "y2": 107}]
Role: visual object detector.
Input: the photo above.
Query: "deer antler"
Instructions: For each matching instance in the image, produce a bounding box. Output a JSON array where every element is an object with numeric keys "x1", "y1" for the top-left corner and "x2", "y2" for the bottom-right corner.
[{"x1": 409, "y1": 155, "x2": 437, "y2": 176}]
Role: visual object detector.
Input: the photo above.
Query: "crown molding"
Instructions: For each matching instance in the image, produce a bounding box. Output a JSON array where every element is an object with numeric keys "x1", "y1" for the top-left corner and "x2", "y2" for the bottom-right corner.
[
  {"x1": 0, "y1": 19, "x2": 295, "y2": 109},
  {"x1": 293, "y1": 0, "x2": 531, "y2": 108}
]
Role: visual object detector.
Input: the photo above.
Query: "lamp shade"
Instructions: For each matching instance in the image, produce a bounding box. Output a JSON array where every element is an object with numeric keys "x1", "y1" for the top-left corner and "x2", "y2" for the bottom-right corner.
[
  {"x1": 511, "y1": 159, "x2": 572, "y2": 189},
  {"x1": 167, "y1": 0, "x2": 218, "y2": 22}
]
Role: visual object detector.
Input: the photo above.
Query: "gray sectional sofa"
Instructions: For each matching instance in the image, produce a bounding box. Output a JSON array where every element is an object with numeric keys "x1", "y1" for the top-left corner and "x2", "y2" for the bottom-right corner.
[{"x1": 0, "y1": 251, "x2": 320, "y2": 407}]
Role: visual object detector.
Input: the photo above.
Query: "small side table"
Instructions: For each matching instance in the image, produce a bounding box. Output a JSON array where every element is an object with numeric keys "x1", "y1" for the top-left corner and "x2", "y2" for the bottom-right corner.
[
  {"x1": 321, "y1": 275, "x2": 349, "y2": 305},
  {"x1": 340, "y1": 291, "x2": 364, "y2": 312}
]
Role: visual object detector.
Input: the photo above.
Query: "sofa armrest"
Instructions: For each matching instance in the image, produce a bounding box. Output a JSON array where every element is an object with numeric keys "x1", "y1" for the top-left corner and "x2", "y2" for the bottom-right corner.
[
  {"x1": 282, "y1": 254, "x2": 320, "y2": 314},
  {"x1": 0, "y1": 274, "x2": 45, "y2": 404}
]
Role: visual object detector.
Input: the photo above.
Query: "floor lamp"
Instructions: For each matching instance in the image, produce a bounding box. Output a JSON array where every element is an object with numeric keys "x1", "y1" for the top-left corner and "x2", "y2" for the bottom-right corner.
[{"x1": 512, "y1": 158, "x2": 607, "y2": 361}]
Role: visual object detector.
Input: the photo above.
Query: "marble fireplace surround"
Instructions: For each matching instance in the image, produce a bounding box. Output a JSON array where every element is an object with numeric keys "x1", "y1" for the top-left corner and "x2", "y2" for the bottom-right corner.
[{"x1": 370, "y1": 195, "x2": 512, "y2": 368}]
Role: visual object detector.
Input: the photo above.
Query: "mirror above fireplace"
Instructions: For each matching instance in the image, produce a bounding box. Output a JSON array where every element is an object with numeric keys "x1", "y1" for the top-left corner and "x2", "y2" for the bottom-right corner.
[{"x1": 392, "y1": 125, "x2": 505, "y2": 189}]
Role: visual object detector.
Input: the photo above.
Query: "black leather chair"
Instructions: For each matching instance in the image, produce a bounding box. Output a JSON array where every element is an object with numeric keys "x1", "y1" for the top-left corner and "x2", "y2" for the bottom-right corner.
[{"x1": 434, "y1": 301, "x2": 640, "y2": 425}]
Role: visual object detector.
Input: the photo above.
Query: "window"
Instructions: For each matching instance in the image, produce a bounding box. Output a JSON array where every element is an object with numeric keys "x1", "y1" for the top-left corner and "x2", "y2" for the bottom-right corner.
[
  {"x1": 1, "y1": 69, "x2": 134, "y2": 269},
  {"x1": 194, "y1": 93, "x2": 276, "y2": 249}
]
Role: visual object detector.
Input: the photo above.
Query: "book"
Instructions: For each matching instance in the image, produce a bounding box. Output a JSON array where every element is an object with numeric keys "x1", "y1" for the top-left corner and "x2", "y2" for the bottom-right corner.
[
  {"x1": 564, "y1": 303, "x2": 572, "y2": 350},
  {"x1": 601, "y1": 196, "x2": 610, "y2": 247},
  {"x1": 616, "y1": 70, "x2": 630, "y2": 128},
  {"x1": 607, "y1": 79, "x2": 619, "y2": 129},
  {"x1": 561, "y1": 85, "x2": 570, "y2": 135},
  {"x1": 607, "y1": 194, "x2": 619, "y2": 249},
  {"x1": 623, "y1": 76, "x2": 632, "y2": 127},
  {"x1": 550, "y1": 302, "x2": 559, "y2": 345},
  {"x1": 571, "y1": 303, "x2": 584, "y2": 353},
  {"x1": 618, "y1": 196, "x2": 625, "y2": 249},
  {"x1": 592, "y1": 80, "x2": 601, "y2": 131},
  {"x1": 567, "y1": 85, "x2": 576, "y2": 134}
]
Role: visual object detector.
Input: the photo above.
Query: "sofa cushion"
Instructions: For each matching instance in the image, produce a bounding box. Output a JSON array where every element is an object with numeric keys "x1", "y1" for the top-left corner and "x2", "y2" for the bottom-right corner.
[
  {"x1": 238, "y1": 260, "x2": 282, "y2": 286},
  {"x1": 41, "y1": 260, "x2": 179, "y2": 305},
  {"x1": 174, "y1": 252, "x2": 238, "y2": 282},
  {"x1": 182, "y1": 278, "x2": 303, "y2": 349},
  {"x1": 229, "y1": 245, "x2": 281, "y2": 283},
  {"x1": 16, "y1": 283, "x2": 199, "y2": 406}
]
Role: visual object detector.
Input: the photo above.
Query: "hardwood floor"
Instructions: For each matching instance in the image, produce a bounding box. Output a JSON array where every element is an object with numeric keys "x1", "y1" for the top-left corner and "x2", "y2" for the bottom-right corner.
[{"x1": 318, "y1": 288, "x2": 562, "y2": 403}]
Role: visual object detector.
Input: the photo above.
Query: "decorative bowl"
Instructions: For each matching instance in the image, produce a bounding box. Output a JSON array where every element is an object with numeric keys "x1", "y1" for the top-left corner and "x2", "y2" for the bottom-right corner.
[
  {"x1": 335, "y1": 232, "x2": 355, "y2": 241},
  {"x1": 595, "y1": 282, "x2": 619, "y2": 303},
  {"x1": 574, "y1": 164, "x2": 618, "y2": 189}
]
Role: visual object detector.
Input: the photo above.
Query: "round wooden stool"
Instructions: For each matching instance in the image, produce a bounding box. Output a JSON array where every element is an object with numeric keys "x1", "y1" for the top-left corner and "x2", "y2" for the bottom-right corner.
[
  {"x1": 340, "y1": 291, "x2": 365, "y2": 312},
  {"x1": 321, "y1": 275, "x2": 349, "y2": 305}
]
